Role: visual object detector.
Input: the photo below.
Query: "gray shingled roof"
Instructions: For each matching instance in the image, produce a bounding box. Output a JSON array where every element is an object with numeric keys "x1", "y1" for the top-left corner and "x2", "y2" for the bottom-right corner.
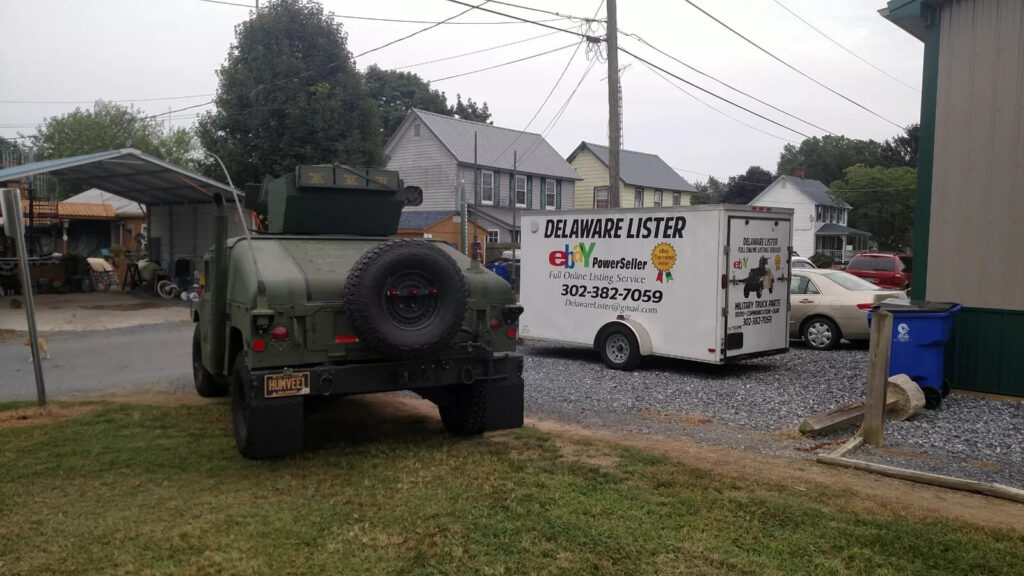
[
  {"x1": 398, "y1": 210, "x2": 455, "y2": 230},
  {"x1": 569, "y1": 142, "x2": 696, "y2": 192},
  {"x1": 816, "y1": 223, "x2": 871, "y2": 236},
  {"x1": 410, "y1": 109, "x2": 579, "y2": 180},
  {"x1": 782, "y1": 175, "x2": 851, "y2": 208}
]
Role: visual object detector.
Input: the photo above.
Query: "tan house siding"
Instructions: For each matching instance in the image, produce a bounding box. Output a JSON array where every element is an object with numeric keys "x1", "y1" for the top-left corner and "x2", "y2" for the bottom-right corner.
[
  {"x1": 570, "y1": 148, "x2": 611, "y2": 208},
  {"x1": 929, "y1": 0, "x2": 1024, "y2": 310}
]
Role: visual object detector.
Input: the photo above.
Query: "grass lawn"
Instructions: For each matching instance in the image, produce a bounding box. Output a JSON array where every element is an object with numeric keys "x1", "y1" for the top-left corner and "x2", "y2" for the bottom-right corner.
[{"x1": 0, "y1": 399, "x2": 1021, "y2": 576}]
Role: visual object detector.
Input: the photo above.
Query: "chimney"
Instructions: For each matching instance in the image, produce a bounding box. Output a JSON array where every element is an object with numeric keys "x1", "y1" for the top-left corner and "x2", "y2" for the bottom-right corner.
[{"x1": 794, "y1": 166, "x2": 805, "y2": 179}]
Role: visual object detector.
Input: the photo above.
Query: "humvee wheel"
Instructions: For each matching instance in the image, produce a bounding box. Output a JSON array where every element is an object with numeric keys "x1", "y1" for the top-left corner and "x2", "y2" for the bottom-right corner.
[
  {"x1": 231, "y1": 355, "x2": 304, "y2": 459},
  {"x1": 440, "y1": 384, "x2": 487, "y2": 435},
  {"x1": 193, "y1": 324, "x2": 228, "y2": 397},
  {"x1": 343, "y1": 239, "x2": 468, "y2": 359}
]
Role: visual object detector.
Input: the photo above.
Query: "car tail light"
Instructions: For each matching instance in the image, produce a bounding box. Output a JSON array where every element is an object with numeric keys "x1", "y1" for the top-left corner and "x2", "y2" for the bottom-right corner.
[
  {"x1": 252, "y1": 338, "x2": 266, "y2": 352},
  {"x1": 856, "y1": 303, "x2": 874, "y2": 310},
  {"x1": 270, "y1": 325, "x2": 289, "y2": 341}
]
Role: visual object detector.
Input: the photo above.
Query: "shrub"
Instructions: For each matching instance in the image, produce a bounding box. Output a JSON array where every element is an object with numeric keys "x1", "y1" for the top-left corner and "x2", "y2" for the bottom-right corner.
[{"x1": 810, "y1": 251, "x2": 835, "y2": 269}]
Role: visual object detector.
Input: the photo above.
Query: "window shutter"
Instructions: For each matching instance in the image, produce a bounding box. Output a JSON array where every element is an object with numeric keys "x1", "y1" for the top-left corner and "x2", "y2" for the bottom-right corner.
[
  {"x1": 494, "y1": 172, "x2": 500, "y2": 207},
  {"x1": 539, "y1": 178, "x2": 546, "y2": 211},
  {"x1": 556, "y1": 180, "x2": 562, "y2": 210},
  {"x1": 526, "y1": 176, "x2": 533, "y2": 208},
  {"x1": 474, "y1": 170, "x2": 481, "y2": 204}
]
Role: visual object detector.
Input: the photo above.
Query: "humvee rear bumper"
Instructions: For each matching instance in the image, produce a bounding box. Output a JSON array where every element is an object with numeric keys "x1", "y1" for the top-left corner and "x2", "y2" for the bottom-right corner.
[{"x1": 247, "y1": 353, "x2": 525, "y2": 431}]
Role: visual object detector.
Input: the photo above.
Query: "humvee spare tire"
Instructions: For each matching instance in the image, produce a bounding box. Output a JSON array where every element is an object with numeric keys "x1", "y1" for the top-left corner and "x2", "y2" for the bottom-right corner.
[{"x1": 343, "y1": 239, "x2": 468, "y2": 358}]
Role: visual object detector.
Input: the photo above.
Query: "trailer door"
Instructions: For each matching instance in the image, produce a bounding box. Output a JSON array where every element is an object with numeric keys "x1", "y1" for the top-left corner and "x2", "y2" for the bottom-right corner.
[{"x1": 724, "y1": 215, "x2": 791, "y2": 357}]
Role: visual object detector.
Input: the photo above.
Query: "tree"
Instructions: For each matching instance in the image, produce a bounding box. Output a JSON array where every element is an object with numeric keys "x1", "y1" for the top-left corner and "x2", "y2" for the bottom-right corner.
[
  {"x1": 830, "y1": 165, "x2": 916, "y2": 251},
  {"x1": 450, "y1": 94, "x2": 491, "y2": 124},
  {"x1": 690, "y1": 176, "x2": 726, "y2": 205},
  {"x1": 364, "y1": 65, "x2": 451, "y2": 139},
  {"x1": 723, "y1": 165, "x2": 774, "y2": 204},
  {"x1": 776, "y1": 135, "x2": 883, "y2": 186},
  {"x1": 26, "y1": 101, "x2": 196, "y2": 168},
  {"x1": 880, "y1": 124, "x2": 919, "y2": 168},
  {"x1": 196, "y1": 0, "x2": 382, "y2": 186}
]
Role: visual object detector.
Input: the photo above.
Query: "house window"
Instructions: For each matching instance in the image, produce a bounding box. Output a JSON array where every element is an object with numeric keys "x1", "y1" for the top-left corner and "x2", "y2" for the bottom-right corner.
[
  {"x1": 486, "y1": 229, "x2": 499, "y2": 244},
  {"x1": 515, "y1": 175, "x2": 527, "y2": 207},
  {"x1": 545, "y1": 179, "x2": 556, "y2": 208},
  {"x1": 634, "y1": 187, "x2": 644, "y2": 208},
  {"x1": 594, "y1": 186, "x2": 609, "y2": 209},
  {"x1": 481, "y1": 170, "x2": 494, "y2": 204},
  {"x1": 653, "y1": 189, "x2": 663, "y2": 207},
  {"x1": 413, "y1": 122, "x2": 421, "y2": 137},
  {"x1": 672, "y1": 192, "x2": 681, "y2": 206},
  {"x1": 816, "y1": 206, "x2": 824, "y2": 221},
  {"x1": 511, "y1": 230, "x2": 521, "y2": 243}
]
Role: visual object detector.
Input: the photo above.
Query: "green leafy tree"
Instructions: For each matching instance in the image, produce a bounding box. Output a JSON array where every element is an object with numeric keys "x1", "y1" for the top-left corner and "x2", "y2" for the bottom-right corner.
[
  {"x1": 880, "y1": 124, "x2": 919, "y2": 168},
  {"x1": 690, "y1": 176, "x2": 727, "y2": 205},
  {"x1": 196, "y1": 0, "x2": 381, "y2": 186},
  {"x1": 776, "y1": 135, "x2": 883, "y2": 186},
  {"x1": 364, "y1": 66, "x2": 452, "y2": 139},
  {"x1": 830, "y1": 165, "x2": 916, "y2": 251},
  {"x1": 724, "y1": 165, "x2": 774, "y2": 204},
  {"x1": 450, "y1": 94, "x2": 491, "y2": 124}
]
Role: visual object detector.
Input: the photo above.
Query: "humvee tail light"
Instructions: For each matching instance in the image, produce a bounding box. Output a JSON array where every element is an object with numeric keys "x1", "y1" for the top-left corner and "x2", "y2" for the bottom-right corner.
[
  {"x1": 252, "y1": 338, "x2": 266, "y2": 352},
  {"x1": 489, "y1": 318, "x2": 501, "y2": 330},
  {"x1": 270, "y1": 325, "x2": 290, "y2": 341},
  {"x1": 505, "y1": 328, "x2": 517, "y2": 339},
  {"x1": 335, "y1": 335, "x2": 358, "y2": 344}
]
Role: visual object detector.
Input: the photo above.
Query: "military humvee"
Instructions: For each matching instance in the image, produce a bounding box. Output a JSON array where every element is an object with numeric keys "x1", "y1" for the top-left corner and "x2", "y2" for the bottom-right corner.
[{"x1": 192, "y1": 164, "x2": 524, "y2": 459}]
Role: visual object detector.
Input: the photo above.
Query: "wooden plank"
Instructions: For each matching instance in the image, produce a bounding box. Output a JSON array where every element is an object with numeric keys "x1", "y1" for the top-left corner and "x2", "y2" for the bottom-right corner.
[
  {"x1": 817, "y1": 455, "x2": 1024, "y2": 504},
  {"x1": 863, "y1": 310, "x2": 892, "y2": 446},
  {"x1": 829, "y1": 436, "x2": 863, "y2": 459},
  {"x1": 798, "y1": 396, "x2": 899, "y2": 436}
]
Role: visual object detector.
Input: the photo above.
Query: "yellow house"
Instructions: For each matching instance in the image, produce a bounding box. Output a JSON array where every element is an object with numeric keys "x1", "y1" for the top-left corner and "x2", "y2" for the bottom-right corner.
[{"x1": 566, "y1": 142, "x2": 696, "y2": 210}]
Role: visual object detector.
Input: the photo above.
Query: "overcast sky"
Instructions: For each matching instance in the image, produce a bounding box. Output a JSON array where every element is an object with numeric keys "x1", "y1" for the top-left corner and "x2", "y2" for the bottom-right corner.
[{"x1": 0, "y1": 0, "x2": 923, "y2": 182}]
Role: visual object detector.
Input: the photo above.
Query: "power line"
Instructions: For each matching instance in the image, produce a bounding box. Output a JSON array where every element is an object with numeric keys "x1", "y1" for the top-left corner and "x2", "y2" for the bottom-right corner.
[
  {"x1": 355, "y1": 1, "x2": 493, "y2": 59},
  {"x1": 519, "y1": 57, "x2": 599, "y2": 161},
  {"x1": 618, "y1": 45, "x2": 810, "y2": 139},
  {"x1": 681, "y1": 0, "x2": 904, "y2": 129},
  {"x1": 394, "y1": 31, "x2": 561, "y2": 70},
  {"x1": 486, "y1": 0, "x2": 603, "y2": 22},
  {"x1": 642, "y1": 62, "x2": 796, "y2": 144},
  {"x1": 0, "y1": 93, "x2": 215, "y2": 105},
  {"x1": 771, "y1": 0, "x2": 919, "y2": 93},
  {"x1": 446, "y1": 0, "x2": 599, "y2": 40},
  {"x1": 623, "y1": 31, "x2": 834, "y2": 135},
  {"x1": 337, "y1": 13, "x2": 568, "y2": 25},
  {"x1": 429, "y1": 42, "x2": 578, "y2": 83},
  {"x1": 198, "y1": 0, "x2": 253, "y2": 7}
]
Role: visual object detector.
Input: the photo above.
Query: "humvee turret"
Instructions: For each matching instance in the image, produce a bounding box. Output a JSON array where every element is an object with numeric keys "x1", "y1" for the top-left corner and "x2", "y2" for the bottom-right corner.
[{"x1": 193, "y1": 164, "x2": 524, "y2": 459}]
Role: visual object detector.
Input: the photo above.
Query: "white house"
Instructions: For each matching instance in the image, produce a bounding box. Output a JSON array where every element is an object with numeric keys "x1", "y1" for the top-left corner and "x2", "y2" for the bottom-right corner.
[{"x1": 748, "y1": 173, "x2": 870, "y2": 263}]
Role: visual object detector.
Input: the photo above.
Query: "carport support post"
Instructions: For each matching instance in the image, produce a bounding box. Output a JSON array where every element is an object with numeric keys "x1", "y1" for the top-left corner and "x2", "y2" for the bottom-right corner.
[
  {"x1": 0, "y1": 188, "x2": 46, "y2": 406},
  {"x1": 864, "y1": 309, "x2": 892, "y2": 446}
]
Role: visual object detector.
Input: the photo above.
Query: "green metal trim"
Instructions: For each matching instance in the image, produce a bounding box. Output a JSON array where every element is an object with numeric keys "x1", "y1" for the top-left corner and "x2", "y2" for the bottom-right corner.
[
  {"x1": 947, "y1": 307, "x2": 1024, "y2": 397},
  {"x1": 911, "y1": 4, "x2": 940, "y2": 301}
]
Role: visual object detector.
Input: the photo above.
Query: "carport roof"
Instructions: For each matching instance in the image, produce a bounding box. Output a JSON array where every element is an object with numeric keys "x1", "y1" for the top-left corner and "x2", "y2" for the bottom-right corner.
[{"x1": 0, "y1": 148, "x2": 241, "y2": 206}]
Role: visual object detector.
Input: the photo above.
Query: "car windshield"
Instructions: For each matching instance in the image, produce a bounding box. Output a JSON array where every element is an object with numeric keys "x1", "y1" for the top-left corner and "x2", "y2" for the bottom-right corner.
[
  {"x1": 818, "y1": 270, "x2": 882, "y2": 291},
  {"x1": 847, "y1": 256, "x2": 894, "y2": 271}
]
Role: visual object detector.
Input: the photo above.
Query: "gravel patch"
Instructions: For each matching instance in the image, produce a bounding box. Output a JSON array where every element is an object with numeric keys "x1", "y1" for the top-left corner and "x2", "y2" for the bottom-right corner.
[{"x1": 521, "y1": 340, "x2": 1024, "y2": 489}]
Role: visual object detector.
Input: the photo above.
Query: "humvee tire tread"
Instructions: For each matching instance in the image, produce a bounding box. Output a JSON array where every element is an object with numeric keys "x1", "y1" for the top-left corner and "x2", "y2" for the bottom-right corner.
[
  {"x1": 231, "y1": 355, "x2": 304, "y2": 459},
  {"x1": 440, "y1": 384, "x2": 487, "y2": 435},
  {"x1": 343, "y1": 239, "x2": 468, "y2": 359},
  {"x1": 193, "y1": 324, "x2": 229, "y2": 397}
]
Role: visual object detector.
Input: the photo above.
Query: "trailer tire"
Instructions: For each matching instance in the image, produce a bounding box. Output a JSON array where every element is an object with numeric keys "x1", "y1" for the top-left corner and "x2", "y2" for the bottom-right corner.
[
  {"x1": 439, "y1": 384, "x2": 487, "y2": 435},
  {"x1": 231, "y1": 355, "x2": 304, "y2": 459},
  {"x1": 343, "y1": 239, "x2": 468, "y2": 359},
  {"x1": 599, "y1": 325, "x2": 642, "y2": 371},
  {"x1": 193, "y1": 324, "x2": 228, "y2": 397}
]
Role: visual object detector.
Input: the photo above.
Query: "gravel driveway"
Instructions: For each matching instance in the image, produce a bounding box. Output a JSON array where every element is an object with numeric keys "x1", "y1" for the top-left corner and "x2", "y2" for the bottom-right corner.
[{"x1": 522, "y1": 341, "x2": 1024, "y2": 489}]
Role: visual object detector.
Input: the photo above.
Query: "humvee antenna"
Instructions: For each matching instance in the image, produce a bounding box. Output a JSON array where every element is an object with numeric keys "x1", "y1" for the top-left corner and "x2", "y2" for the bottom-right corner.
[{"x1": 208, "y1": 152, "x2": 267, "y2": 301}]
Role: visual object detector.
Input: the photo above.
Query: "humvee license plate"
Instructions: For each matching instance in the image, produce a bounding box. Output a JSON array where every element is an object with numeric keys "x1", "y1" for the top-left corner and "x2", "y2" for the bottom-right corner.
[{"x1": 264, "y1": 372, "x2": 311, "y2": 398}]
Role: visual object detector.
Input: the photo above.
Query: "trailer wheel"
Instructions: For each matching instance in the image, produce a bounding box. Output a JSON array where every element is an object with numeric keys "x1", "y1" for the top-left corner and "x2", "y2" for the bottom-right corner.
[
  {"x1": 193, "y1": 324, "x2": 228, "y2": 397},
  {"x1": 439, "y1": 384, "x2": 487, "y2": 435},
  {"x1": 343, "y1": 239, "x2": 468, "y2": 359},
  {"x1": 599, "y1": 326, "x2": 642, "y2": 371},
  {"x1": 231, "y1": 355, "x2": 304, "y2": 459}
]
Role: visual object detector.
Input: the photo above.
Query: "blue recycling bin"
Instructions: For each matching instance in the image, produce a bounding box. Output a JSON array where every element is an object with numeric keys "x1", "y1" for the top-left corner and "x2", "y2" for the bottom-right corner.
[
  {"x1": 868, "y1": 301, "x2": 961, "y2": 408},
  {"x1": 485, "y1": 261, "x2": 511, "y2": 283}
]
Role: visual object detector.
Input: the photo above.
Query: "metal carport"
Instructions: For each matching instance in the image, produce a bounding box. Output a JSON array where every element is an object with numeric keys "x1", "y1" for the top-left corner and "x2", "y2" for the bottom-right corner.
[{"x1": 0, "y1": 148, "x2": 247, "y2": 270}]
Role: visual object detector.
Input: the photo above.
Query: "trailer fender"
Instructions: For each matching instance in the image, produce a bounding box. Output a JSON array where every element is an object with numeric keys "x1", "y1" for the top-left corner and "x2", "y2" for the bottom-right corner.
[{"x1": 594, "y1": 319, "x2": 653, "y2": 357}]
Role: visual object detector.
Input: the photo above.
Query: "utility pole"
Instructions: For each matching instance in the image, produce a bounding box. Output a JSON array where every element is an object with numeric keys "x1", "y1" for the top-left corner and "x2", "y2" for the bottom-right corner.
[{"x1": 607, "y1": 0, "x2": 621, "y2": 207}]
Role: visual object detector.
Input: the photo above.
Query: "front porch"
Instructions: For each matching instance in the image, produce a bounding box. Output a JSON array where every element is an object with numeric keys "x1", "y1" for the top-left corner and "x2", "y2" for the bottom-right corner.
[{"x1": 814, "y1": 223, "x2": 871, "y2": 264}]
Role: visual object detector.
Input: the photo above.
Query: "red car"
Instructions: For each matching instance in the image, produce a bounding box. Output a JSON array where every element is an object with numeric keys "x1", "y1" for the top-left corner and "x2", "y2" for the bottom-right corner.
[{"x1": 844, "y1": 253, "x2": 912, "y2": 290}]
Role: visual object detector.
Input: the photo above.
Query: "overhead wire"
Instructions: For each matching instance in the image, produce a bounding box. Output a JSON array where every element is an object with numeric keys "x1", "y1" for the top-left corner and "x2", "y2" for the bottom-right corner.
[
  {"x1": 519, "y1": 56, "x2": 599, "y2": 161},
  {"x1": 485, "y1": 0, "x2": 603, "y2": 22},
  {"x1": 770, "y1": 0, "x2": 919, "y2": 93},
  {"x1": 622, "y1": 31, "x2": 834, "y2": 135},
  {"x1": 680, "y1": 0, "x2": 904, "y2": 129},
  {"x1": 337, "y1": 13, "x2": 569, "y2": 25},
  {"x1": 393, "y1": 30, "x2": 561, "y2": 69},
  {"x1": 428, "y1": 42, "x2": 579, "y2": 82},
  {"x1": 445, "y1": 0, "x2": 600, "y2": 40},
  {"x1": 355, "y1": 0, "x2": 493, "y2": 58}
]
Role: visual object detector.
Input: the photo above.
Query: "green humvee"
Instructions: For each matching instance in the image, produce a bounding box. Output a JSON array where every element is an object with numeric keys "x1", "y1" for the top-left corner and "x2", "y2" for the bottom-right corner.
[{"x1": 192, "y1": 165, "x2": 524, "y2": 459}]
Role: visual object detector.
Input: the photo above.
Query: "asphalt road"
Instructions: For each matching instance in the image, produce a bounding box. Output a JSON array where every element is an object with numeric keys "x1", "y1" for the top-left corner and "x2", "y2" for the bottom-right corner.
[{"x1": 0, "y1": 321, "x2": 194, "y2": 402}]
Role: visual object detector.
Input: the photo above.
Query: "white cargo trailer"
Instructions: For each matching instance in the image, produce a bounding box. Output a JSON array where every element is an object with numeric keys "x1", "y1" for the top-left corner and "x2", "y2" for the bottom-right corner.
[{"x1": 519, "y1": 205, "x2": 794, "y2": 369}]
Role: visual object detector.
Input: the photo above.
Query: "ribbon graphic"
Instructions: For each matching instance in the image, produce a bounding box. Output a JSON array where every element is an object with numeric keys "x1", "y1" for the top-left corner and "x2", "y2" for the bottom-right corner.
[{"x1": 651, "y1": 243, "x2": 677, "y2": 283}]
